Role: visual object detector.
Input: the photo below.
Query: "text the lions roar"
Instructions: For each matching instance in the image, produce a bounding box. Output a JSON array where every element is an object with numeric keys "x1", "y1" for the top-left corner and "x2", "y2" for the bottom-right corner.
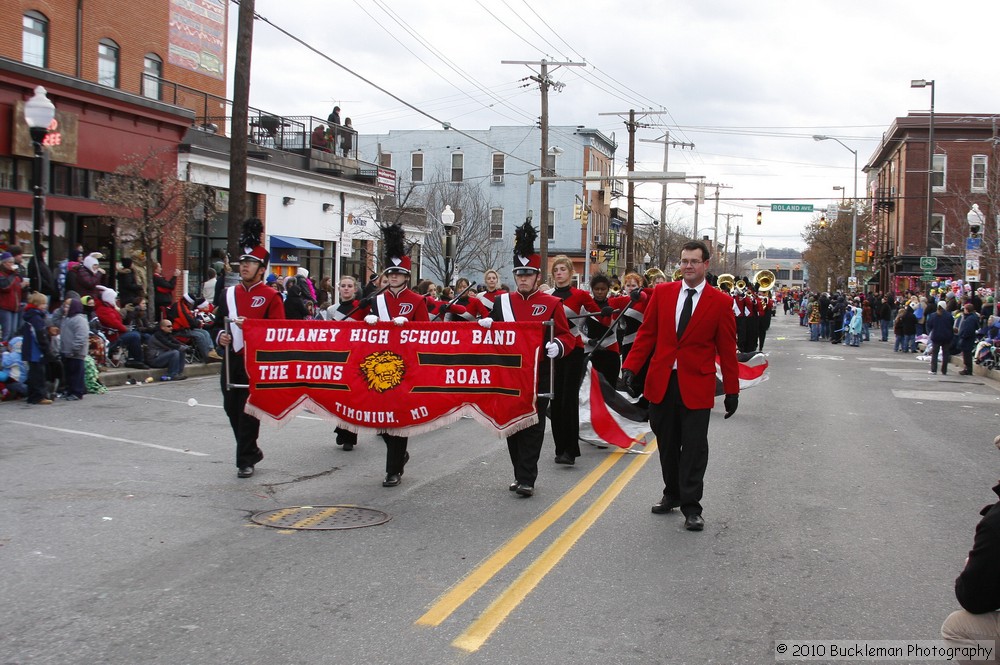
[{"x1": 263, "y1": 326, "x2": 519, "y2": 346}]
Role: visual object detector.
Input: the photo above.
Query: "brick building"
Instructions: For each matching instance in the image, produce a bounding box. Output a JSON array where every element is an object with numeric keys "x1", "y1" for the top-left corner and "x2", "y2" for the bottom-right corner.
[{"x1": 866, "y1": 113, "x2": 998, "y2": 295}]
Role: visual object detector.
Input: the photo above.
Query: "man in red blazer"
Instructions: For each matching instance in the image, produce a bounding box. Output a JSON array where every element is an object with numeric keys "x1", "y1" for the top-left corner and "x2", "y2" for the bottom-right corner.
[{"x1": 622, "y1": 240, "x2": 739, "y2": 531}]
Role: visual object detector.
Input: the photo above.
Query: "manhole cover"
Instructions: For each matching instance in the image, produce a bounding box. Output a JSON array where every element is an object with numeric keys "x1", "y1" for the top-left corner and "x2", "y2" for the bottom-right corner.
[{"x1": 251, "y1": 505, "x2": 391, "y2": 530}]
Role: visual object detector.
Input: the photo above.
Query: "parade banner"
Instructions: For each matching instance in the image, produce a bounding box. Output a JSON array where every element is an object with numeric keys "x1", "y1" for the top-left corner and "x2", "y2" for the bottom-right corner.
[{"x1": 240, "y1": 320, "x2": 544, "y2": 437}]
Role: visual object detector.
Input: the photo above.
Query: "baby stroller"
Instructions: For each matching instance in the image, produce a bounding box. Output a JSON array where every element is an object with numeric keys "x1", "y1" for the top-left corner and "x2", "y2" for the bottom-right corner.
[
  {"x1": 88, "y1": 316, "x2": 125, "y2": 369},
  {"x1": 975, "y1": 340, "x2": 1000, "y2": 370}
]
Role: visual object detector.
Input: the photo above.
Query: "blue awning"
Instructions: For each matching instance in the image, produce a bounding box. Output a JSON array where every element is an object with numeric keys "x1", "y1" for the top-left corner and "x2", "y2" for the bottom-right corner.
[{"x1": 269, "y1": 235, "x2": 323, "y2": 250}]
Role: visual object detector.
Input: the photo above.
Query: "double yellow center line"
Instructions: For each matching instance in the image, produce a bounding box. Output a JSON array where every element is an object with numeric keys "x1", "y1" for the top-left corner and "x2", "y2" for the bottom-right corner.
[{"x1": 416, "y1": 443, "x2": 656, "y2": 652}]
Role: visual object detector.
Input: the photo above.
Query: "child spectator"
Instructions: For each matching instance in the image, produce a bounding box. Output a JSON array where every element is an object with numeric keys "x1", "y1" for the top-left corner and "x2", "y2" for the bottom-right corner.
[
  {"x1": 21, "y1": 291, "x2": 53, "y2": 404},
  {"x1": 59, "y1": 295, "x2": 89, "y2": 400}
]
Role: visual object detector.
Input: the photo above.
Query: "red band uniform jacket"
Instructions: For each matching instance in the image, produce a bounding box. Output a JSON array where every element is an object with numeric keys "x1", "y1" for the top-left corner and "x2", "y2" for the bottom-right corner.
[{"x1": 623, "y1": 281, "x2": 739, "y2": 410}]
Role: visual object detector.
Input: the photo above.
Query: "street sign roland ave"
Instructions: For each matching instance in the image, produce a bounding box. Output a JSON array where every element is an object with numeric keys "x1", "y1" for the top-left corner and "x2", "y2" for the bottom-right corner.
[
  {"x1": 770, "y1": 203, "x2": 814, "y2": 213},
  {"x1": 919, "y1": 256, "x2": 938, "y2": 270}
]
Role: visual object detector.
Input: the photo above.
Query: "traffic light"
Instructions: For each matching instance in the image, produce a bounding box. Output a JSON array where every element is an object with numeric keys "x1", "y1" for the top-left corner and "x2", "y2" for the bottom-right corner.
[
  {"x1": 756, "y1": 211, "x2": 762, "y2": 225},
  {"x1": 581, "y1": 207, "x2": 589, "y2": 224},
  {"x1": 818, "y1": 215, "x2": 827, "y2": 229},
  {"x1": 867, "y1": 250, "x2": 875, "y2": 263},
  {"x1": 590, "y1": 250, "x2": 597, "y2": 260},
  {"x1": 854, "y1": 250, "x2": 866, "y2": 264},
  {"x1": 573, "y1": 204, "x2": 582, "y2": 220}
]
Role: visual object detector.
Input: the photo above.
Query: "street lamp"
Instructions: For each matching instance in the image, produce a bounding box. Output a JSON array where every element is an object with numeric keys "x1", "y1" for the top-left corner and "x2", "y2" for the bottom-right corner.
[
  {"x1": 643, "y1": 253, "x2": 651, "y2": 270},
  {"x1": 833, "y1": 185, "x2": 845, "y2": 202},
  {"x1": 813, "y1": 134, "x2": 859, "y2": 281},
  {"x1": 911, "y1": 79, "x2": 936, "y2": 260},
  {"x1": 23, "y1": 86, "x2": 55, "y2": 292},
  {"x1": 441, "y1": 204, "x2": 457, "y2": 288}
]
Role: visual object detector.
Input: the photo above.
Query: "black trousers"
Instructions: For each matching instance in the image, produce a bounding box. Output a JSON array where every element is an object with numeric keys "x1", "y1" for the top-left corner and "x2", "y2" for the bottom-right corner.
[
  {"x1": 589, "y1": 348, "x2": 621, "y2": 388},
  {"x1": 335, "y1": 427, "x2": 357, "y2": 446},
  {"x1": 648, "y1": 372, "x2": 711, "y2": 517},
  {"x1": 550, "y1": 346, "x2": 584, "y2": 458},
  {"x1": 26, "y1": 360, "x2": 47, "y2": 402},
  {"x1": 507, "y1": 396, "x2": 549, "y2": 487},
  {"x1": 381, "y1": 434, "x2": 408, "y2": 474},
  {"x1": 220, "y1": 356, "x2": 263, "y2": 468}
]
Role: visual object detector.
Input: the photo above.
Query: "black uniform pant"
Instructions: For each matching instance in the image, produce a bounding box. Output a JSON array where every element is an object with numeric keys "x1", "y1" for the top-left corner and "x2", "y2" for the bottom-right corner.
[
  {"x1": 550, "y1": 346, "x2": 584, "y2": 458},
  {"x1": 335, "y1": 427, "x2": 357, "y2": 446},
  {"x1": 590, "y1": 348, "x2": 621, "y2": 388},
  {"x1": 648, "y1": 372, "x2": 711, "y2": 517},
  {"x1": 507, "y1": 396, "x2": 549, "y2": 487},
  {"x1": 757, "y1": 323, "x2": 769, "y2": 351},
  {"x1": 220, "y1": 367, "x2": 263, "y2": 469},
  {"x1": 381, "y1": 434, "x2": 408, "y2": 474},
  {"x1": 742, "y1": 317, "x2": 759, "y2": 353}
]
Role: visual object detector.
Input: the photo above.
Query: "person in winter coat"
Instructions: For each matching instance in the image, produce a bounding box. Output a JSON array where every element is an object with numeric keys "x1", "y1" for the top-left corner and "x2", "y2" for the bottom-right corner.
[
  {"x1": 116, "y1": 257, "x2": 144, "y2": 304},
  {"x1": 900, "y1": 305, "x2": 918, "y2": 352},
  {"x1": 20, "y1": 291, "x2": 52, "y2": 404},
  {"x1": 958, "y1": 303, "x2": 981, "y2": 375},
  {"x1": 26, "y1": 244, "x2": 57, "y2": 307},
  {"x1": 65, "y1": 252, "x2": 105, "y2": 301},
  {"x1": 152, "y1": 262, "x2": 179, "y2": 320},
  {"x1": 0, "y1": 251, "x2": 22, "y2": 342},
  {"x1": 59, "y1": 294, "x2": 89, "y2": 400},
  {"x1": 145, "y1": 318, "x2": 188, "y2": 380},
  {"x1": 927, "y1": 300, "x2": 955, "y2": 375},
  {"x1": 283, "y1": 277, "x2": 310, "y2": 320}
]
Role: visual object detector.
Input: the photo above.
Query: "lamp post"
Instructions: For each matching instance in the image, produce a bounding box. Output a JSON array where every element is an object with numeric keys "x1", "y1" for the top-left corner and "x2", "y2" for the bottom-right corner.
[
  {"x1": 441, "y1": 204, "x2": 457, "y2": 288},
  {"x1": 911, "y1": 79, "x2": 935, "y2": 260},
  {"x1": 813, "y1": 135, "x2": 859, "y2": 281},
  {"x1": 833, "y1": 185, "x2": 845, "y2": 202},
  {"x1": 643, "y1": 253, "x2": 651, "y2": 270},
  {"x1": 23, "y1": 86, "x2": 55, "y2": 290}
]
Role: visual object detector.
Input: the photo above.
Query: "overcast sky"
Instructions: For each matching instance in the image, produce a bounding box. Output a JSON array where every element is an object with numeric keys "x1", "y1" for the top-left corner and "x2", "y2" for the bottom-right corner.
[{"x1": 228, "y1": 0, "x2": 1000, "y2": 251}]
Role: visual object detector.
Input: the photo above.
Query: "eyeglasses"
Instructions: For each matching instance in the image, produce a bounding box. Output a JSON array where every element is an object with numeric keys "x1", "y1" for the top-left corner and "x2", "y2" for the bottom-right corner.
[{"x1": 679, "y1": 259, "x2": 704, "y2": 266}]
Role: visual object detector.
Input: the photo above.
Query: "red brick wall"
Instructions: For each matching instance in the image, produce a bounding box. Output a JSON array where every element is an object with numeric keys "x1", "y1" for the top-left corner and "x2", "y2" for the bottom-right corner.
[{"x1": 2, "y1": 1, "x2": 227, "y2": 101}]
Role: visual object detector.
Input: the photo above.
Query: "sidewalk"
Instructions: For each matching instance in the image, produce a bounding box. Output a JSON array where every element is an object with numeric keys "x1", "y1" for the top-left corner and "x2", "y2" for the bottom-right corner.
[{"x1": 98, "y1": 360, "x2": 221, "y2": 387}]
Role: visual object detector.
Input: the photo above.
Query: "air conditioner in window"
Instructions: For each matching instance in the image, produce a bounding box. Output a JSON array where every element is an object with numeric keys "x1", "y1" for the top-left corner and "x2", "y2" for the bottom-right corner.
[{"x1": 491, "y1": 174, "x2": 504, "y2": 184}]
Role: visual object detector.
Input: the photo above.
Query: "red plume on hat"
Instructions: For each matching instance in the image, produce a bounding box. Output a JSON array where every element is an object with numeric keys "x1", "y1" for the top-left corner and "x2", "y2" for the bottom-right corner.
[
  {"x1": 512, "y1": 220, "x2": 540, "y2": 274},
  {"x1": 382, "y1": 223, "x2": 411, "y2": 274},
  {"x1": 238, "y1": 218, "x2": 269, "y2": 268}
]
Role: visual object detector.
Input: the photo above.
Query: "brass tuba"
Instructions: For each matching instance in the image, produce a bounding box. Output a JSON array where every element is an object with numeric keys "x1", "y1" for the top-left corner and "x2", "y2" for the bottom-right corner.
[
  {"x1": 717, "y1": 273, "x2": 735, "y2": 291},
  {"x1": 644, "y1": 267, "x2": 666, "y2": 284},
  {"x1": 672, "y1": 267, "x2": 683, "y2": 281},
  {"x1": 753, "y1": 269, "x2": 776, "y2": 291}
]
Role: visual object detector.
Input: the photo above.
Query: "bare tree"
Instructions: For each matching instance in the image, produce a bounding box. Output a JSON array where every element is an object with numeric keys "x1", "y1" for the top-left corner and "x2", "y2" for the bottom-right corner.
[{"x1": 95, "y1": 148, "x2": 212, "y2": 305}]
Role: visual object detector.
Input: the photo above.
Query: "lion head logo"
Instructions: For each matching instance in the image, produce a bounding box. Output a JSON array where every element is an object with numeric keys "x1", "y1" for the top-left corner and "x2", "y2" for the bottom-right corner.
[{"x1": 360, "y1": 351, "x2": 406, "y2": 392}]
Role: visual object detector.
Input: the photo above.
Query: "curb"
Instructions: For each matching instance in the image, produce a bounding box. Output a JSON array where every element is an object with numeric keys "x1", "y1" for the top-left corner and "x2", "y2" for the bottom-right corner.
[{"x1": 99, "y1": 361, "x2": 221, "y2": 387}]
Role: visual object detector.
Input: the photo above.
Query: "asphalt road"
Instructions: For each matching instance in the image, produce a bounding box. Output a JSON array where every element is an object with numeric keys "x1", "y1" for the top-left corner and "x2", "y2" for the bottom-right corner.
[{"x1": 3, "y1": 312, "x2": 999, "y2": 665}]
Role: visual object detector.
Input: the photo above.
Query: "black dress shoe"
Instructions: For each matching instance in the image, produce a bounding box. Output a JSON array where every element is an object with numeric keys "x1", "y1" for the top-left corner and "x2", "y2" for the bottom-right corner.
[
  {"x1": 684, "y1": 514, "x2": 705, "y2": 531},
  {"x1": 651, "y1": 497, "x2": 681, "y2": 514},
  {"x1": 382, "y1": 473, "x2": 401, "y2": 487},
  {"x1": 237, "y1": 466, "x2": 254, "y2": 478},
  {"x1": 509, "y1": 482, "x2": 519, "y2": 491},
  {"x1": 342, "y1": 443, "x2": 354, "y2": 451},
  {"x1": 554, "y1": 453, "x2": 575, "y2": 465},
  {"x1": 959, "y1": 369, "x2": 972, "y2": 375},
  {"x1": 514, "y1": 484, "x2": 534, "y2": 497}
]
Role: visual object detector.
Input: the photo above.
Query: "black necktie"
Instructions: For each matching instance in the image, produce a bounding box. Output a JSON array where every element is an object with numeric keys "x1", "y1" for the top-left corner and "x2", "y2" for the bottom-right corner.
[{"x1": 677, "y1": 288, "x2": 695, "y2": 339}]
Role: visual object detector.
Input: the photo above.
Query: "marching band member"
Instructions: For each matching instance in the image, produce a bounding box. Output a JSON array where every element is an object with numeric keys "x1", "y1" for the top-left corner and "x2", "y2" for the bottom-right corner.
[
  {"x1": 585, "y1": 273, "x2": 623, "y2": 387},
  {"x1": 329, "y1": 275, "x2": 367, "y2": 451},
  {"x1": 213, "y1": 219, "x2": 286, "y2": 479},
  {"x1": 617, "y1": 271, "x2": 651, "y2": 393},
  {"x1": 480, "y1": 221, "x2": 574, "y2": 496},
  {"x1": 757, "y1": 292, "x2": 773, "y2": 351},
  {"x1": 361, "y1": 224, "x2": 429, "y2": 487},
  {"x1": 549, "y1": 255, "x2": 601, "y2": 465}
]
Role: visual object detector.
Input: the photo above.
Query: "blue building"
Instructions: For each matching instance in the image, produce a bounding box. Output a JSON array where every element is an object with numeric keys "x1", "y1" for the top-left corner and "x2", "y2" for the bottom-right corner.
[{"x1": 358, "y1": 125, "x2": 618, "y2": 283}]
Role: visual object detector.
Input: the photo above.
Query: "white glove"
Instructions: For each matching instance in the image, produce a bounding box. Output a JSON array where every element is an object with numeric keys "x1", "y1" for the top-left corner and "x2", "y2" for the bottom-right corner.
[
  {"x1": 392, "y1": 316, "x2": 407, "y2": 327},
  {"x1": 364, "y1": 314, "x2": 379, "y2": 326},
  {"x1": 545, "y1": 342, "x2": 559, "y2": 358},
  {"x1": 478, "y1": 318, "x2": 493, "y2": 329}
]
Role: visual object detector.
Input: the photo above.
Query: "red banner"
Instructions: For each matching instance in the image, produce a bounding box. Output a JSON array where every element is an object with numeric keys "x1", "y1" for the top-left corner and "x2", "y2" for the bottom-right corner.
[{"x1": 240, "y1": 320, "x2": 544, "y2": 437}]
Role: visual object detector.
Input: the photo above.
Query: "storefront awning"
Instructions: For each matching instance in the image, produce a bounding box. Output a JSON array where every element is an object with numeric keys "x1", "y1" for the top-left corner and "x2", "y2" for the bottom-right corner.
[{"x1": 269, "y1": 235, "x2": 323, "y2": 250}]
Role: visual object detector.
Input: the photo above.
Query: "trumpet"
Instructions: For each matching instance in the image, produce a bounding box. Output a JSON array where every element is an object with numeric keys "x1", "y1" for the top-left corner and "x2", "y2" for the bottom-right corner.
[{"x1": 735, "y1": 277, "x2": 747, "y2": 292}]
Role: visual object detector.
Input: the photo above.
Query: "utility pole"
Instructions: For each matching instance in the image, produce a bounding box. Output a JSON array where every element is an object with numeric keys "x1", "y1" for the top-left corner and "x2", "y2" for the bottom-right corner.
[
  {"x1": 598, "y1": 109, "x2": 668, "y2": 272},
  {"x1": 228, "y1": 0, "x2": 254, "y2": 266},
  {"x1": 640, "y1": 132, "x2": 694, "y2": 270},
  {"x1": 707, "y1": 182, "x2": 731, "y2": 252},
  {"x1": 720, "y1": 212, "x2": 742, "y2": 272},
  {"x1": 503, "y1": 58, "x2": 585, "y2": 282}
]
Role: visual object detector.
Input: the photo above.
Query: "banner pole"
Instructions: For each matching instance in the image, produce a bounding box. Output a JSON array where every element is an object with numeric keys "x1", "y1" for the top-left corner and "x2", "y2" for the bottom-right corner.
[{"x1": 225, "y1": 317, "x2": 250, "y2": 390}]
